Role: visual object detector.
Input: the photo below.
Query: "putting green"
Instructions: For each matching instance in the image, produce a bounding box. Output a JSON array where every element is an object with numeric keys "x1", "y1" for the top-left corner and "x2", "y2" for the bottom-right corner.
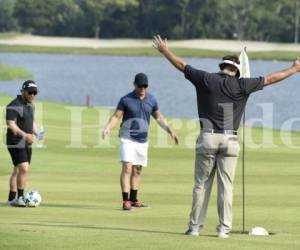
[{"x1": 0, "y1": 96, "x2": 299, "y2": 250}]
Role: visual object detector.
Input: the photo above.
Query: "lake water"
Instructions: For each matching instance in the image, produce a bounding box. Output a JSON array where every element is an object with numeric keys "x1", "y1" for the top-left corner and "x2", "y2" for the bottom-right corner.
[{"x1": 0, "y1": 52, "x2": 299, "y2": 130}]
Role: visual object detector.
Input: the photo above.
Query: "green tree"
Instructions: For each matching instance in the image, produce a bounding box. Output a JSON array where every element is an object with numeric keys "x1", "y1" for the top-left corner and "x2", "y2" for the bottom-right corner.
[
  {"x1": 100, "y1": 3, "x2": 139, "y2": 38},
  {"x1": 52, "y1": 0, "x2": 85, "y2": 37},
  {"x1": 14, "y1": 0, "x2": 82, "y2": 36},
  {"x1": 136, "y1": 0, "x2": 181, "y2": 38},
  {"x1": 174, "y1": 0, "x2": 192, "y2": 38},
  {"x1": 217, "y1": 0, "x2": 256, "y2": 40},
  {"x1": 295, "y1": 0, "x2": 300, "y2": 43},
  {"x1": 78, "y1": 0, "x2": 138, "y2": 38},
  {"x1": 179, "y1": 0, "x2": 224, "y2": 39},
  {"x1": 218, "y1": 0, "x2": 295, "y2": 42},
  {"x1": 8, "y1": 0, "x2": 300, "y2": 43},
  {"x1": 0, "y1": 0, "x2": 18, "y2": 32},
  {"x1": 247, "y1": 0, "x2": 292, "y2": 42},
  {"x1": 14, "y1": 0, "x2": 52, "y2": 34}
]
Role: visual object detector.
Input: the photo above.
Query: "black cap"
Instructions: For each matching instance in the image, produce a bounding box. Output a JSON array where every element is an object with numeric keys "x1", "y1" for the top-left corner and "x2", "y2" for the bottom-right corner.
[
  {"x1": 134, "y1": 73, "x2": 148, "y2": 87},
  {"x1": 21, "y1": 80, "x2": 38, "y2": 92}
]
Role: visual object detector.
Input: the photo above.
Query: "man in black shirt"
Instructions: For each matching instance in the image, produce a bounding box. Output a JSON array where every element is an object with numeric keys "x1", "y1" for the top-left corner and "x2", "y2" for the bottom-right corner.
[
  {"x1": 153, "y1": 35, "x2": 300, "y2": 238},
  {"x1": 6, "y1": 80, "x2": 42, "y2": 207}
]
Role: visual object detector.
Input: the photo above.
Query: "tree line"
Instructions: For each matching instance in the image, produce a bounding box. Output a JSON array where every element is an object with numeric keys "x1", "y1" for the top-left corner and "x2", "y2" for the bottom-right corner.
[{"x1": 0, "y1": 0, "x2": 299, "y2": 43}]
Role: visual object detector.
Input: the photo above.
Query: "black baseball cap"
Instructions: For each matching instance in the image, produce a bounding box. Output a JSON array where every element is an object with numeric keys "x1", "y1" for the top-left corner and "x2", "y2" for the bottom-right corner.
[
  {"x1": 21, "y1": 80, "x2": 38, "y2": 92},
  {"x1": 134, "y1": 73, "x2": 148, "y2": 87}
]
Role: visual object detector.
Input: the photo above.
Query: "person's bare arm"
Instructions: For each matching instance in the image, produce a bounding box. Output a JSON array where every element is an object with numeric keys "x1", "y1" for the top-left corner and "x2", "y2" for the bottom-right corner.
[
  {"x1": 152, "y1": 110, "x2": 179, "y2": 145},
  {"x1": 153, "y1": 35, "x2": 187, "y2": 72},
  {"x1": 102, "y1": 110, "x2": 124, "y2": 139},
  {"x1": 264, "y1": 59, "x2": 300, "y2": 86},
  {"x1": 7, "y1": 120, "x2": 35, "y2": 144}
]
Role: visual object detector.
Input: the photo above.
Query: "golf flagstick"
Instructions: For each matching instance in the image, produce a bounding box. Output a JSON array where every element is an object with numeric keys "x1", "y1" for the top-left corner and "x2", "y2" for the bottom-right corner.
[{"x1": 239, "y1": 47, "x2": 250, "y2": 234}]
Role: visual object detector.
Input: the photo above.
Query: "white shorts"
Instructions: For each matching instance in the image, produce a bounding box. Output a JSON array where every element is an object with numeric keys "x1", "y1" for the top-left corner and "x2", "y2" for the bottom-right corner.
[{"x1": 119, "y1": 138, "x2": 149, "y2": 167}]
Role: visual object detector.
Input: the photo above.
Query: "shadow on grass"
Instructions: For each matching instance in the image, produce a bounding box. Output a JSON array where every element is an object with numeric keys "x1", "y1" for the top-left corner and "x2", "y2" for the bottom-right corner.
[
  {"x1": 4, "y1": 222, "x2": 276, "y2": 237},
  {"x1": 10, "y1": 222, "x2": 219, "y2": 237},
  {"x1": 0, "y1": 202, "x2": 276, "y2": 237},
  {"x1": 231, "y1": 230, "x2": 276, "y2": 236},
  {"x1": 0, "y1": 202, "x2": 110, "y2": 210},
  {"x1": 41, "y1": 203, "x2": 103, "y2": 209}
]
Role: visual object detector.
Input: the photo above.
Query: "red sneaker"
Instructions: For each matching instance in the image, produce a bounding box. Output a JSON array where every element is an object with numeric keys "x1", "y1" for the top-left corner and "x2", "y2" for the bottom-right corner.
[
  {"x1": 122, "y1": 200, "x2": 132, "y2": 210},
  {"x1": 131, "y1": 200, "x2": 148, "y2": 208}
]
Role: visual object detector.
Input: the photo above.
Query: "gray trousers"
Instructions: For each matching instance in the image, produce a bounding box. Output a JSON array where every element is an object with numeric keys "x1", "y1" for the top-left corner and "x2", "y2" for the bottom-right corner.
[{"x1": 188, "y1": 132, "x2": 240, "y2": 233}]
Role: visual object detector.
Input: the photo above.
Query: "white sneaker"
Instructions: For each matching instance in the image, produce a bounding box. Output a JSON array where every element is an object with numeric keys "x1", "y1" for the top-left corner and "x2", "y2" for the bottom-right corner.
[
  {"x1": 16, "y1": 196, "x2": 26, "y2": 207},
  {"x1": 185, "y1": 229, "x2": 199, "y2": 236},
  {"x1": 217, "y1": 231, "x2": 230, "y2": 239},
  {"x1": 7, "y1": 198, "x2": 18, "y2": 207}
]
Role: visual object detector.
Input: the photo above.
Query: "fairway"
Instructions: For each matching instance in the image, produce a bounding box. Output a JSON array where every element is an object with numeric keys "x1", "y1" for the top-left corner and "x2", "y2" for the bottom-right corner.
[{"x1": 0, "y1": 96, "x2": 299, "y2": 250}]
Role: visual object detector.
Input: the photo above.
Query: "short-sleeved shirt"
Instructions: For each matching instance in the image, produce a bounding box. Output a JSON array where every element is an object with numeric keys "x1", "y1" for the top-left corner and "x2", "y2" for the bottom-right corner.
[
  {"x1": 6, "y1": 95, "x2": 35, "y2": 145},
  {"x1": 117, "y1": 91, "x2": 159, "y2": 143},
  {"x1": 184, "y1": 65, "x2": 264, "y2": 131}
]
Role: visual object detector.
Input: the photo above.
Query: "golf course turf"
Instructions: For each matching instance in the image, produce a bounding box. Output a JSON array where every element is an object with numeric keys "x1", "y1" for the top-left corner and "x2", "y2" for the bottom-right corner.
[
  {"x1": 0, "y1": 65, "x2": 33, "y2": 81},
  {"x1": 0, "y1": 96, "x2": 299, "y2": 250}
]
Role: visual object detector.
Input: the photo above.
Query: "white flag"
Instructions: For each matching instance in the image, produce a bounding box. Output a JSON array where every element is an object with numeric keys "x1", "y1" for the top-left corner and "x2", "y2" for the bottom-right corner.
[{"x1": 239, "y1": 47, "x2": 250, "y2": 78}]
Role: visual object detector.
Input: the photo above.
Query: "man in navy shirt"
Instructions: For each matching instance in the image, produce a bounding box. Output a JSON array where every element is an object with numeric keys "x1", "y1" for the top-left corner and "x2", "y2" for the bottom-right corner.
[
  {"x1": 102, "y1": 73, "x2": 179, "y2": 210},
  {"x1": 153, "y1": 34, "x2": 300, "y2": 238}
]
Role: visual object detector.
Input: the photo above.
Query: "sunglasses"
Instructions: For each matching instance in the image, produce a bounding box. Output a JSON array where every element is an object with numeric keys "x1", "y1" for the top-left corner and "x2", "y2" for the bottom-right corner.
[
  {"x1": 27, "y1": 91, "x2": 37, "y2": 96},
  {"x1": 137, "y1": 85, "x2": 148, "y2": 89}
]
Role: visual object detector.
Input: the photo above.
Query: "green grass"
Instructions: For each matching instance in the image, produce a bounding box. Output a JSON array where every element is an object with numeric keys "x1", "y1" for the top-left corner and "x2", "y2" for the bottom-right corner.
[
  {"x1": 0, "y1": 65, "x2": 33, "y2": 80},
  {"x1": 0, "y1": 96, "x2": 299, "y2": 250},
  {"x1": 0, "y1": 44, "x2": 299, "y2": 61}
]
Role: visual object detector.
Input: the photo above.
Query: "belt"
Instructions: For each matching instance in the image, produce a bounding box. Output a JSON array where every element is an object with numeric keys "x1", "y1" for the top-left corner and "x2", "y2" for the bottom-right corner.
[{"x1": 202, "y1": 128, "x2": 237, "y2": 135}]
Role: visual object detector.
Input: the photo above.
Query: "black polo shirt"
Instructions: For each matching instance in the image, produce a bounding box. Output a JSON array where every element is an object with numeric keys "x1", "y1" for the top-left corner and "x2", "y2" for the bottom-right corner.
[
  {"x1": 184, "y1": 65, "x2": 264, "y2": 131},
  {"x1": 6, "y1": 95, "x2": 35, "y2": 145}
]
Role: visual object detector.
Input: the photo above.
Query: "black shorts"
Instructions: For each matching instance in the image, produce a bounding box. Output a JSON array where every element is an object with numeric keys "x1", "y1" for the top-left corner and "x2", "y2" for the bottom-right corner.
[{"x1": 7, "y1": 146, "x2": 32, "y2": 167}]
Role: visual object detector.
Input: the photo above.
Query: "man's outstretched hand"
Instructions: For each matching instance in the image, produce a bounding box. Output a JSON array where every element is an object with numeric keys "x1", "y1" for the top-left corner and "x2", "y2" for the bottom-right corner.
[
  {"x1": 153, "y1": 34, "x2": 186, "y2": 72},
  {"x1": 153, "y1": 35, "x2": 169, "y2": 54},
  {"x1": 293, "y1": 58, "x2": 300, "y2": 72}
]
